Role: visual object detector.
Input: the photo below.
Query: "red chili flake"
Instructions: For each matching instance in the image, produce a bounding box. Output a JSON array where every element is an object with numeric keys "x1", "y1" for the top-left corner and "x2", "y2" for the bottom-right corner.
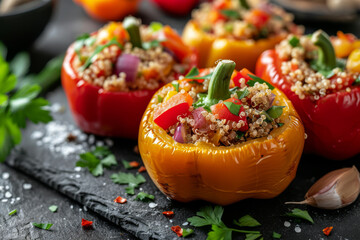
[
  {"x1": 138, "y1": 166, "x2": 146, "y2": 173},
  {"x1": 114, "y1": 196, "x2": 127, "y2": 204},
  {"x1": 171, "y1": 226, "x2": 183, "y2": 237},
  {"x1": 81, "y1": 218, "x2": 93, "y2": 229},
  {"x1": 129, "y1": 161, "x2": 140, "y2": 168},
  {"x1": 323, "y1": 226, "x2": 333, "y2": 236},
  {"x1": 162, "y1": 211, "x2": 174, "y2": 219}
]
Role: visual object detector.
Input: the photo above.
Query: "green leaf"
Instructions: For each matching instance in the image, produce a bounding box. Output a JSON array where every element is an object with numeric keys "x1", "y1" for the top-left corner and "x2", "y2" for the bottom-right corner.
[
  {"x1": 0, "y1": 115, "x2": 22, "y2": 162},
  {"x1": 247, "y1": 74, "x2": 274, "y2": 90},
  {"x1": 10, "y1": 52, "x2": 30, "y2": 78},
  {"x1": 142, "y1": 40, "x2": 164, "y2": 50},
  {"x1": 122, "y1": 160, "x2": 134, "y2": 169},
  {"x1": 111, "y1": 172, "x2": 146, "y2": 195},
  {"x1": 92, "y1": 146, "x2": 111, "y2": 159},
  {"x1": 207, "y1": 225, "x2": 232, "y2": 240},
  {"x1": 224, "y1": 102, "x2": 241, "y2": 116},
  {"x1": 0, "y1": 94, "x2": 8, "y2": 106},
  {"x1": 0, "y1": 60, "x2": 17, "y2": 94},
  {"x1": 80, "y1": 38, "x2": 123, "y2": 71},
  {"x1": 125, "y1": 186, "x2": 135, "y2": 195},
  {"x1": 188, "y1": 206, "x2": 225, "y2": 227},
  {"x1": 277, "y1": 123, "x2": 284, "y2": 127},
  {"x1": 245, "y1": 233, "x2": 262, "y2": 240},
  {"x1": 101, "y1": 154, "x2": 117, "y2": 167},
  {"x1": 76, "y1": 152, "x2": 102, "y2": 176},
  {"x1": 49, "y1": 205, "x2": 58, "y2": 213},
  {"x1": 185, "y1": 67, "x2": 213, "y2": 80},
  {"x1": 266, "y1": 106, "x2": 285, "y2": 120},
  {"x1": 354, "y1": 76, "x2": 360, "y2": 86},
  {"x1": 172, "y1": 82, "x2": 179, "y2": 92},
  {"x1": 286, "y1": 208, "x2": 314, "y2": 224},
  {"x1": 0, "y1": 42, "x2": 7, "y2": 59},
  {"x1": 135, "y1": 192, "x2": 155, "y2": 202},
  {"x1": 236, "y1": 87, "x2": 249, "y2": 99},
  {"x1": 182, "y1": 228, "x2": 194, "y2": 238},
  {"x1": 8, "y1": 209, "x2": 17, "y2": 216},
  {"x1": 32, "y1": 222, "x2": 53, "y2": 230},
  {"x1": 149, "y1": 22, "x2": 163, "y2": 32},
  {"x1": 234, "y1": 215, "x2": 261, "y2": 227},
  {"x1": 157, "y1": 95, "x2": 163, "y2": 103},
  {"x1": 289, "y1": 36, "x2": 300, "y2": 47},
  {"x1": 221, "y1": 9, "x2": 240, "y2": 19},
  {"x1": 273, "y1": 231, "x2": 281, "y2": 239},
  {"x1": 236, "y1": 131, "x2": 244, "y2": 140}
]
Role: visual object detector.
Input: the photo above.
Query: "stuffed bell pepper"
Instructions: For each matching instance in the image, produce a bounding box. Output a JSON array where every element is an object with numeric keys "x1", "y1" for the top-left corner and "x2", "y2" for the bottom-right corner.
[
  {"x1": 182, "y1": 0, "x2": 303, "y2": 71},
  {"x1": 256, "y1": 30, "x2": 360, "y2": 160},
  {"x1": 62, "y1": 17, "x2": 197, "y2": 138},
  {"x1": 139, "y1": 60, "x2": 305, "y2": 205}
]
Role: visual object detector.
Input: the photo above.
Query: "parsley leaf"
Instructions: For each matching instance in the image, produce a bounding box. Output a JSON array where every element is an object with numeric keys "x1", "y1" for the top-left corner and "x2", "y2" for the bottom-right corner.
[
  {"x1": 221, "y1": 9, "x2": 241, "y2": 19},
  {"x1": 266, "y1": 106, "x2": 285, "y2": 120},
  {"x1": 76, "y1": 147, "x2": 117, "y2": 177},
  {"x1": 245, "y1": 233, "x2": 262, "y2": 240},
  {"x1": 236, "y1": 131, "x2": 244, "y2": 139},
  {"x1": 193, "y1": 93, "x2": 211, "y2": 112},
  {"x1": 10, "y1": 52, "x2": 30, "y2": 78},
  {"x1": 185, "y1": 67, "x2": 213, "y2": 79},
  {"x1": 354, "y1": 76, "x2": 360, "y2": 86},
  {"x1": 224, "y1": 102, "x2": 241, "y2": 116},
  {"x1": 208, "y1": 225, "x2": 232, "y2": 240},
  {"x1": 286, "y1": 208, "x2": 314, "y2": 224},
  {"x1": 157, "y1": 95, "x2": 163, "y2": 103},
  {"x1": 74, "y1": 33, "x2": 95, "y2": 58},
  {"x1": 273, "y1": 231, "x2": 281, "y2": 239},
  {"x1": 142, "y1": 40, "x2": 164, "y2": 50},
  {"x1": 172, "y1": 82, "x2": 179, "y2": 92},
  {"x1": 8, "y1": 209, "x2": 17, "y2": 216},
  {"x1": 135, "y1": 192, "x2": 154, "y2": 202},
  {"x1": 289, "y1": 36, "x2": 300, "y2": 47},
  {"x1": 247, "y1": 74, "x2": 274, "y2": 90},
  {"x1": 32, "y1": 222, "x2": 53, "y2": 230},
  {"x1": 149, "y1": 22, "x2": 163, "y2": 32},
  {"x1": 234, "y1": 215, "x2": 261, "y2": 227},
  {"x1": 182, "y1": 228, "x2": 194, "y2": 237},
  {"x1": 80, "y1": 38, "x2": 123, "y2": 71},
  {"x1": 188, "y1": 206, "x2": 225, "y2": 227},
  {"x1": 237, "y1": 87, "x2": 249, "y2": 99},
  {"x1": 110, "y1": 172, "x2": 146, "y2": 195},
  {"x1": 49, "y1": 205, "x2": 58, "y2": 213}
]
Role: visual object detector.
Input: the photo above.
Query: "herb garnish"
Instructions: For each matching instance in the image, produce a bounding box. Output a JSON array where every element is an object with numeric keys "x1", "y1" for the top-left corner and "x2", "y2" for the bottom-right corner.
[
  {"x1": 80, "y1": 37, "x2": 123, "y2": 71},
  {"x1": 172, "y1": 82, "x2": 179, "y2": 92},
  {"x1": 142, "y1": 40, "x2": 165, "y2": 50},
  {"x1": 266, "y1": 106, "x2": 285, "y2": 119},
  {"x1": 234, "y1": 215, "x2": 261, "y2": 227},
  {"x1": 49, "y1": 205, "x2": 58, "y2": 213},
  {"x1": 221, "y1": 9, "x2": 241, "y2": 19},
  {"x1": 182, "y1": 228, "x2": 194, "y2": 237},
  {"x1": 285, "y1": 208, "x2": 314, "y2": 224},
  {"x1": 157, "y1": 95, "x2": 163, "y2": 103},
  {"x1": 74, "y1": 33, "x2": 95, "y2": 58},
  {"x1": 224, "y1": 102, "x2": 241, "y2": 116},
  {"x1": 247, "y1": 74, "x2": 274, "y2": 90},
  {"x1": 76, "y1": 146, "x2": 117, "y2": 177},
  {"x1": 135, "y1": 192, "x2": 155, "y2": 202},
  {"x1": 185, "y1": 67, "x2": 213, "y2": 79},
  {"x1": 149, "y1": 22, "x2": 163, "y2": 32},
  {"x1": 110, "y1": 172, "x2": 146, "y2": 195},
  {"x1": 289, "y1": 36, "x2": 300, "y2": 47},
  {"x1": 8, "y1": 209, "x2": 17, "y2": 216},
  {"x1": 32, "y1": 222, "x2": 53, "y2": 230},
  {"x1": 354, "y1": 76, "x2": 360, "y2": 86},
  {"x1": 237, "y1": 87, "x2": 249, "y2": 99},
  {"x1": 273, "y1": 231, "x2": 281, "y2": 238}
]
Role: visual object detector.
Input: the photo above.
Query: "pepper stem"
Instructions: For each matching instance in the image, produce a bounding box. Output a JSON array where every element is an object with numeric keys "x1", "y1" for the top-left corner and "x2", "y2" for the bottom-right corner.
[
  {"x1": 123, "y1": 16, "x2": 143, "y2": 49},
  {"x1": 204, "y1": 60, "x2": 236, "y2": 106},
  {"x1": 239, "y1": 0, "x2": 250, "y2": 9},
  {"x1": 311, "y1": 30, "x2": 336, "y2": 70}
]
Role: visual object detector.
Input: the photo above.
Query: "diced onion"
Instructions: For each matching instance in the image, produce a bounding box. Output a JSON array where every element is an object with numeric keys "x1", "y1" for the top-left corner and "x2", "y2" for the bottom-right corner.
[{"x1": 115, "y1": 54, "x2": 140, "y2": 82}]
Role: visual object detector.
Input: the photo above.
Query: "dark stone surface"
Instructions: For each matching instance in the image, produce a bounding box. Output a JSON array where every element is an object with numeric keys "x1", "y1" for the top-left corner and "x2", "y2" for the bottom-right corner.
[{"x1": 1, "y1": 0, "x2": 360, "y2": 239}]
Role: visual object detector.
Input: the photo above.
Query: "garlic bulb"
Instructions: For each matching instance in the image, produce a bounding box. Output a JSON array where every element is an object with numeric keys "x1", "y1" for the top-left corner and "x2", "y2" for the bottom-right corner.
[{"x1": 286, "y1": 166, "x2": 360, "y2": 209}]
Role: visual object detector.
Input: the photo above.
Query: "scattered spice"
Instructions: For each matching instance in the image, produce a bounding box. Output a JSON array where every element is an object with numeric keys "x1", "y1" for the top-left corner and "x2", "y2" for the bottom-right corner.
[
  {"x1": 171, "y1": 225, "x2": 183, "y2": 237},
  {"x1": 8, "y1": 209, "x2": 17, "y2": 216},
  {"x1": 49, "y1": 205, "x2": 58, "y2": 213},
  {"x1": 129, "y1": 161, "x2": 140, "y2": 168},
  {"x1": 323, "y1": 226, "x2": 333, "y2": 236},
  {"x1": 138, "y1": 166, "x2": 146, "y2": 173},
  {"x1": 162, "y1": 211, "x2": 175, "y2": 219},
  {"x1": 81, "y1": 218, "x2": 93, "y2": 229},
  {"x1": 285, "y1": 166, "x2": 360, "y2": 209},
  {"x1": 114, "y1": 196, "x2": 127, "y2": 204},
  {"x1": 66, "y1": 133, "x2": 77, "y2": 142}
]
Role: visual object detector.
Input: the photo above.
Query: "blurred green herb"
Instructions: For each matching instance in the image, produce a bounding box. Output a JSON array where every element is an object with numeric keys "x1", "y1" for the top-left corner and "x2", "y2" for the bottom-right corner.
[
  {"x1": 32, "y1": 222, "x2": 53, "y2": 230},
  {"x1": 110, "y1": 172, "x2": 146, "y2": 195},
  {"x1": 135, "y1": 192, "x2": 154, "y2": 202}
]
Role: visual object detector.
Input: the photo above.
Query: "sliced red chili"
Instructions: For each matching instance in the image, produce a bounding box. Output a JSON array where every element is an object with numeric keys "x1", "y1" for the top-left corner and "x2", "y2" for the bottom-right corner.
[
  {"x1": 162, "y1": 211, "x2": 175, "y2": 219},
  {"x1": 171, "y1": 225, "x2": 183, "y2": 237},
  {"x1": 323, "y1": 226, "x2": 333, "y2": 236},
  {"x1": 129, "y1": 161, "x2": 140, "y2": 168},
  {"x1": 81, "y1": 218, "x2": 93, "y2": 229},
  {"x1": 138, "y1": 166, "x2": 146, "y2": 173},
  {"x1": 114, "y1": 196, "x2": 127, "y2": 204}
]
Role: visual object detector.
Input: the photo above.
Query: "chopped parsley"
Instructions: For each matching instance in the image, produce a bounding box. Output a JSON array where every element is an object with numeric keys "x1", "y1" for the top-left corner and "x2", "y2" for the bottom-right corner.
[
  {"x1": 142, "y1": 40, "x2": 164, "y2": 50},
  {"x1": 182, "y1": 228, "x2": 194, "y2": 237},
  {"x1": 49, "y1": 205, "x2": 58, "y2": 213},
  {"x1": 76, "y1": 146, "x2": 117, "y2": 177},
  {"x1": 224, "y1": 102, "x2": 241, "y2": 116},
  {"x1": 135, "y1": 192, "x2": 155, "y2": 202},
  {"x1": 354, "y1": 76, "x2": 360, "y2": 86},
  {"x1": 234, "y1": 215, "x2": 261, "y2": 227},
  {"x1": 237, "y1": 87, "x2": 249, "y2": 99},
  {"x1": 285, "y1": 208, "x2": 314, "y2": 224},
  {"x1": 172, "y1": 82, "x2": 179, "y2": 92},
  {"x1": 220, "y1": 9, "x2": 241, "y2": 19},
  {"x1": 32, "y1": 222, "x2": 53, "y2": 230},
  {"x1": 289, "y1": 36, "x2": 300, "y2": 47},
  {"x1": 273, "y1": 231, "x2": 281, "y2": 239},
  {"x1": 110, "y1": 172, "x2": 146, "y2": 195},
  {"x1": 185, "y1": 67, "x2": 213, "y2": 79},
  {"x1": 8, "y1": 209, "x2": 17, "y2": 216},
  {"x1": 247, "y1": 74, "x2": 274, "y2": 90},
  {"x1": 266, "y1": 106, "x2": 285, "y2": 120},
  {"x1": 74, "y1": 33, "x2": 95, "y2": 58},
  {"x1": 149, "y1": 22, "x2": 163, "y2": 32},
  {"x1": 157, "y1": 95, "x2": 163, "y2": 103}
]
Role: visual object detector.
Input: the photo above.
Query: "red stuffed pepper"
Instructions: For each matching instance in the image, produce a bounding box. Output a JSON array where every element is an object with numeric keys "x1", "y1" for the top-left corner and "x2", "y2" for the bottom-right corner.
[
  {"x1": 256, "y1": 30, "x2": 360, "y2": 160},
  {"x1": 62, "y1": 17, "x2": 197, "y2": 138}
]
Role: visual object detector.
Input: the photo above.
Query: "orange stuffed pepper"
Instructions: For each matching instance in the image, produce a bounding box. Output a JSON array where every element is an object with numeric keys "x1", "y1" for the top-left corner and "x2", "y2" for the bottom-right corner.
[
  {"x1": 182, "y1": 0, "x2": 303, "y2": 72},
  {"x1": 138, "y1": 60, "x2": 304, "y2": 205}
]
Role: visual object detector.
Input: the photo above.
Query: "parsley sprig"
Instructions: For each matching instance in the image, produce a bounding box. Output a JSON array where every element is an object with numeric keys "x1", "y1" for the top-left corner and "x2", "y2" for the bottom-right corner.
[
  {"x1": 110, "y1": 171, "x2": 146, "y2": 195},
  {"x1": 76, "y1": 146, "x2": 117, "y2": 177},
  {"x1": 188, "y1": 206, "x2": 262, "y2": 240}
]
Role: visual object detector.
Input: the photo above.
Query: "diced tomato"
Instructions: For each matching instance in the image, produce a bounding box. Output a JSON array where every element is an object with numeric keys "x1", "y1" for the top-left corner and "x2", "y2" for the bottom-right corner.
[
  {"x1": 211, "y1": 97, "x2": 248, "y2": 131},
  {"x1": 245, "y1": 9, "x2": 270, "y2": 29},
  {"x1": 232, "y1": 68, "x2": 253, "y2": 87},
  {"x1": 213, "y1": 0, "x2": 231, "y2": 10},
  {"x1": 129, "y1": 161, "x2": 140, "y2": 167},
  {"x1": 162, "y1": 211, "x2": 175, "y2": 219},
  {"x1": 154, "y1": 92, "x2": 193, "y2": 129}
]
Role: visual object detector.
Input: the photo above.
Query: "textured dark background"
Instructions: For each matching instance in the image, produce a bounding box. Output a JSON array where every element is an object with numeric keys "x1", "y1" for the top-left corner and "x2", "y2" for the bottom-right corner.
[{"x1": 1, "y1": 0, "x2": 360, "y2": 239}]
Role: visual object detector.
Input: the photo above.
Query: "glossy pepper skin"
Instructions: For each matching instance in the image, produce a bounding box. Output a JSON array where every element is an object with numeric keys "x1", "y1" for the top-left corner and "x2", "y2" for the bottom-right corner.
[
  {"x1": 182, "y1": 20, "x2": 286, "y2": 72},
  {"x1": 138, "y1": 71, "x2": 304, "y2": 205},
  {"x1": 151, "y1": 0, "x2": 199, "y2": 16},
  {"x1": 62, "y1": 22, "x2": 197, "y2": 139},
  {"x1": 256, "y1": 50, "x2": 360, "y2": 160},
  {"x1": 74, "y1": 0, "x2": 141, "y2": 21}
]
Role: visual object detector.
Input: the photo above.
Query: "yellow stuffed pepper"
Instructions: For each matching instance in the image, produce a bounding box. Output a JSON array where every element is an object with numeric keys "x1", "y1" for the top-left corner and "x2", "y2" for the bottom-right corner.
[
  {"x1": 138, "y1": 60, "x2": 305, "y2": 205},
  {"x1": 182, "y1": 0, "x2": 303, "y2": 71}
]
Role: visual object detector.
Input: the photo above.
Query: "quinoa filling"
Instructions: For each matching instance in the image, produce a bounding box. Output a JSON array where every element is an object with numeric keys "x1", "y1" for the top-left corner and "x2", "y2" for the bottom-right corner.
[
  {"x1": 153, "y1": 61, "x2": 285, "y2": 146},
  {"x1": 192, "y1": 0, "x2": 302, "y2": 40},
  {"x1": 276, "y1": 32, "x2": 360, "y2": 100},
  {"x1": 72, "y1": 20, "x2": 192, "y2": 92}
]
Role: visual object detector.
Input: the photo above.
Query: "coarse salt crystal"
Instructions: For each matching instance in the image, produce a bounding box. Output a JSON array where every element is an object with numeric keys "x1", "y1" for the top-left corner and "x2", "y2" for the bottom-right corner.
[
  {"x1": 74, "y1": 167, "x2": 82, "y2": 172},
  {"x1": 284, "y1": 221, "x2": 291, "y2": 227},
  {"x1": 149, "y1": 203, "x2": 157, "y2": 208},
  {"x1": 294, "y1": 225, "x2": 301, "y2": 233},
  {"x1": 5, "y1": 191, "x2": 12, "y2": 198},
  {"x1": 2, "y1": 172, "x2": 10, "y2": 180},
  {"x1": 182, "y1": 222, "x2": 189, "y2": 226},
  {"x1": 23, "y1": 183, "x2": 32, "y2": 190},
  {"x1": 31, "y1": 131, "x2": 43, "y2": 139}
]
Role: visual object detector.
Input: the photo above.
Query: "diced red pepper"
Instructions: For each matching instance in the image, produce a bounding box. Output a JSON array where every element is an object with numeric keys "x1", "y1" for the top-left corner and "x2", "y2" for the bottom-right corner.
[
  {"x1": 232, "y1": 68, "x2": 253, "y2": 87},
  {"x1": 138, "y1": 166, "x2": 146, "y2": 172},
  {"x1": 81, "y1": 218, "x2": 93, "y2": 229},
  {"x1": 323, "y1": 226, "x2": 333, "y2": 236},
  {"x1": 245, "y1": 9, "x2": 270, "y2": 29},
  {"x1": 129, "y1": 161, "x2": 140, "y2": 168},
  {"x1": 162, "y1": 211, "x2": 175, "y2": 219},
  {"x1": 154, "y1": 92, "x2": 193, "y2": 129},
  {"x1": 114, "y1": 196, "x2": 127, "y2": 204},
  {"x1": 171, "y1": 226, "x2": 183, "y2": 237}
]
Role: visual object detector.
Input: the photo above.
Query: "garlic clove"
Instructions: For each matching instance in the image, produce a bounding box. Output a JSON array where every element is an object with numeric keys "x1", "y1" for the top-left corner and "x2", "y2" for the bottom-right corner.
[{"x1": 286, "y1": 166, "x2": 360, "y2": 210}]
